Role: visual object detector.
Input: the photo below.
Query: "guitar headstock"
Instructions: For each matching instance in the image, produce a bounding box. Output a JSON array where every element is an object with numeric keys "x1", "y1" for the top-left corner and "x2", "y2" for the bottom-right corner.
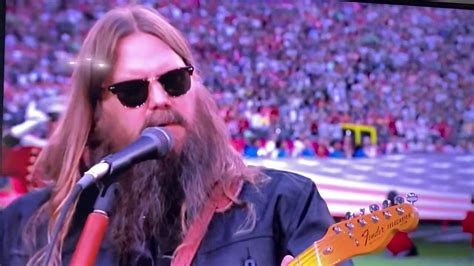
[{"x1": 289, "y1": 193, "x2": 419, "y2": 266}]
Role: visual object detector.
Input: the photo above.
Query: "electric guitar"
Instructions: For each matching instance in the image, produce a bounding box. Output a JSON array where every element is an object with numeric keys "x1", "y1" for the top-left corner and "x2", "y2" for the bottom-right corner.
[{"x1": 289, "y1": 193, "x2": 419, "y2": 265}]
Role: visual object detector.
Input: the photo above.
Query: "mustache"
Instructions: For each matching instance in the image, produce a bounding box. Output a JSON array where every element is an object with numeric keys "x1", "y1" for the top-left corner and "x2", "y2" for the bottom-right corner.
[{"x1": 144, "y1": 109, "x2": 187, "y2": 129}]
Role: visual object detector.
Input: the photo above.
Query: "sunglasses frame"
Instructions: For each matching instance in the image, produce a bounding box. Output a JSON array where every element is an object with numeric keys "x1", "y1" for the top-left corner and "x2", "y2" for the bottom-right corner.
[{"x1": 107, "y1": 65, "x2": 194, "y2": 108}]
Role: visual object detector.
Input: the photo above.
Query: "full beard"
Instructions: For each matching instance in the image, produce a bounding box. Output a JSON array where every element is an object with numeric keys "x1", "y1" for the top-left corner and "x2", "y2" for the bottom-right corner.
[{"x1": 87, "y1": 104, "x2": 222, "y2": 259}]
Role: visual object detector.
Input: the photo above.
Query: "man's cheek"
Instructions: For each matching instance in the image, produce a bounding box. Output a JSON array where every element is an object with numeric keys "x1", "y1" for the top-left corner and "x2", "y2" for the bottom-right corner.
[{"x1": 102, "y1": 114, "x2": 142, "y2": 151}]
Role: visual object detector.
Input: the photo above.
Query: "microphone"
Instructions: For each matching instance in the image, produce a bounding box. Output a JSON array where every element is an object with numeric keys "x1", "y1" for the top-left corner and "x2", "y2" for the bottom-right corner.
[{"x1": 77, "y1": 127, "x2": 172, "y2": 189}]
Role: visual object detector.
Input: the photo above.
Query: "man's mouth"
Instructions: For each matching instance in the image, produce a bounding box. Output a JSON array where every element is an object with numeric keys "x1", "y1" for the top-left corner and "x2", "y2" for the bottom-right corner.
[
  {"x1": 147, "y1": 110, "x2": 185, "y2": 129},
  {"x1": 157, "y1": 123, "x2": 175, "y2": 127}
]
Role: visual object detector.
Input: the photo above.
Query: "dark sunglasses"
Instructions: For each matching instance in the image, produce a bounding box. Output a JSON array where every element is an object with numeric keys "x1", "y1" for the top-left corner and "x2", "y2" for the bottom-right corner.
[{"x1": 108, "y1": 65, "x2": 194, "y2": 108}]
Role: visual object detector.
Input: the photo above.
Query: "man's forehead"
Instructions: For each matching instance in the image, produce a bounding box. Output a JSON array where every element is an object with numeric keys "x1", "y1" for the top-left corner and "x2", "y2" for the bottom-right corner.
[
  {"x1": 114, "y1": 57, "x2": 184, "y2": 77},
  {"x1": 113, "y1": 32, "x2": 185, "y2": 78}
]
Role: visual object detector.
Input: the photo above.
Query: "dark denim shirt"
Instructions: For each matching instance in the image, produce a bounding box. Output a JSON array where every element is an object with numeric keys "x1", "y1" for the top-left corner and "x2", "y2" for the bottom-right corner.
[{"x1": 1, "y1": 169, "x2": 353, "y2": 265}]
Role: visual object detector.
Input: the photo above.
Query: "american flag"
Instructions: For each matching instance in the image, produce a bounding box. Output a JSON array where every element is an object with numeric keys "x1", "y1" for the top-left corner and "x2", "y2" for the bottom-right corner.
[{"x1": 245, "y1": 154, "x2": 474, "y2": 221}]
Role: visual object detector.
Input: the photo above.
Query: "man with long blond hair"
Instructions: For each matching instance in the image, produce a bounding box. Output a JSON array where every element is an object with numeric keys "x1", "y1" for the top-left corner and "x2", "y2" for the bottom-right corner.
[{"x1": 1, "y1": 5, "x2": 349, "y2": 266}]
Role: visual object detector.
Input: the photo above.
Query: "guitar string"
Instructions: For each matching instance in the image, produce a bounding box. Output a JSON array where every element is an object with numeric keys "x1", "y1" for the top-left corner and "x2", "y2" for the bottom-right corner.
[
  {"x1": 298, "y1": 238, "x2": 335, "y2": 265},
  {"x1": 294, "y1": 238, "x2": 340, "y2": 266}
]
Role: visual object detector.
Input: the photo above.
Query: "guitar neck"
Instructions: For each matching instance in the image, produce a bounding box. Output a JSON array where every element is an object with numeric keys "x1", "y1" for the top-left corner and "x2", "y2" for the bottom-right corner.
[
  {"x1": 288, "y1": 203, "x2": 419, "y2": 265},
  {"x1": 288, "y1": 244, "x2": 332, "y2": 266}
]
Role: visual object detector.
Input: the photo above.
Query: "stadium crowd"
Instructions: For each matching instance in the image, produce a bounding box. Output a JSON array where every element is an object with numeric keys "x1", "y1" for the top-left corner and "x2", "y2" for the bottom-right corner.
[{"x1": 4, "y1": 0, "x2": 474, "y2": 159}]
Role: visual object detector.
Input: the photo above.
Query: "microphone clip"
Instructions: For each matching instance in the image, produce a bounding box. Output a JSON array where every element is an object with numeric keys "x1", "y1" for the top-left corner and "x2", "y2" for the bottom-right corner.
[{"x1": 76, "y1": 161, "x2": 110, "y2": 189}]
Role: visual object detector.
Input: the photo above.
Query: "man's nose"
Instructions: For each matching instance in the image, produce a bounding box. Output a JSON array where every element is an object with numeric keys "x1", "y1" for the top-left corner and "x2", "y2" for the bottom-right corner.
[{"x1": 148, "y1": 80, "x2": 171, "y2": 109}]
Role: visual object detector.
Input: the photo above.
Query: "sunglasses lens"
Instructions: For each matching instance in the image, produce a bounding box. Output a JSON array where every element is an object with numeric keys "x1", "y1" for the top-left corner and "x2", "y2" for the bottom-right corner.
[
  {"x1": 110, "y1": 80, "x2": 149, "y2": 108},
  {"x1": 108, "y1": 66, "x2": 193, "y2": 108},
  {"x1": 159, "y1": 68, "x2": 192, "y2": 97}
]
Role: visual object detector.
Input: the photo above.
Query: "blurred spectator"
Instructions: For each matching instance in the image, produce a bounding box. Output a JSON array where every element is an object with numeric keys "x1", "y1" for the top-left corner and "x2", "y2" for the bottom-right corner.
[
  {"x1": 315, "y1": 138, "x2": 330, "y2": 158},
  {"x1": 386, "y1": 135, "x2": 407, "y2": 154},
  {"x1": 329, "y1": 140, "x2": 344, "y2": 158},
  {"x1": 291, "y1": 137, "x2": 305, "y2": 158},
  {"x1": 301, "y1": 139, "x2": 317, "y2": 157},
  {"x1": 354, "y1": 135, "x2": 377, "y2": 158},
  {"x1": 271, "y1": 139, "x2": 290, "y2": 158},
  {"x1": 3, "y1": 1, "x2": 474, "y2": 159},
  {"x1": 243, "y1": 138, "x2": 263, "y2": 158},
  {"x1": 342, "y1": 133, "x2": 355, "y2": 158}
]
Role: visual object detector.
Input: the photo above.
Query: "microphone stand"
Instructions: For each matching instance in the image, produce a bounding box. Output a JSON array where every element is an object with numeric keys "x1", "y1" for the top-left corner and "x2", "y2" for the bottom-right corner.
[{"x1": 70, "y1": 183, "x2": 120, "y2": 266}]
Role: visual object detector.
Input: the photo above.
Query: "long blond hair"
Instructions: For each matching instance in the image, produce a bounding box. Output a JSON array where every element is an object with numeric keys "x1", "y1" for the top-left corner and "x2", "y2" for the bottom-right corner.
[{"x1": 25, "y1": 6, "x2": 201, "y2": 265}]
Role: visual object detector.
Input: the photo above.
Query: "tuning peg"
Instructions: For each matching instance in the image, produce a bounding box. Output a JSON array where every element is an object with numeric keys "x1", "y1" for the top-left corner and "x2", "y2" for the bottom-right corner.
[
  {"x1": 382, "y1": 199, "x2": 391, "y2": 208},
  {"x1": 333, "y1": 226, "x2": 342, "y2": 234},
  {"x1": 345, "y1": 222, "x2": 355, "y2": 230},
  {"x1": 369, "y1": 204, "x2": 380, "y2": 213},
  {"x1": 359, "y1": 208, "x2": 366, "y2": 215},
  {"x1": 345, "y1": 211, "x2": 354, "y2": 220},
  {"x1": 406, "y1": 192, "x2": 418, "y2": 205},
  {"x1": 394, "y1": 196, "x2": 405, "y2": 205},
  {"x1": 357, "y1": 218, "x2": 367, "y2": 226},
  {"x1": 371, "y1": 215, "x2": 379, "y2": 223},
  {"x1": 396, "y1": 207, "x2": 405, "y2": 215}
]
